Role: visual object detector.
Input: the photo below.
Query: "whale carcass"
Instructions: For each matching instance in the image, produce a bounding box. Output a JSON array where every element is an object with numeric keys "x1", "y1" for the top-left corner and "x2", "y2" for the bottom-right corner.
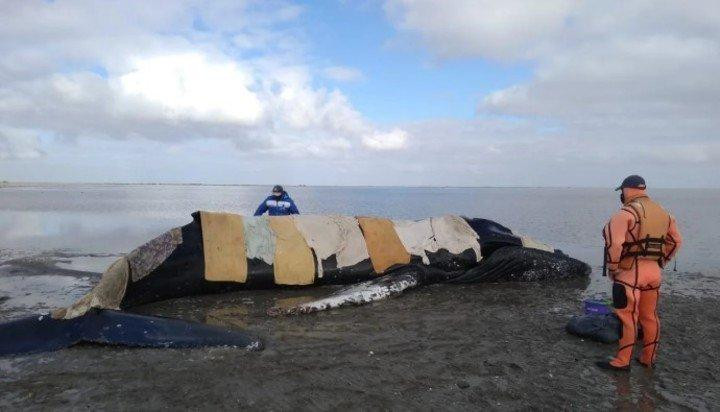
[{"x1": 0, "y1": 212, "x2": 590, "y2": 356}]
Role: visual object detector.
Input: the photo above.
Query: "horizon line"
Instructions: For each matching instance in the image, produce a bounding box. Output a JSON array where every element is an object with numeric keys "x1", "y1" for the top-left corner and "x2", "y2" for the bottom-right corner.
[{"x1": 0, "y1": 180, "x2": 715, "y2": 190}]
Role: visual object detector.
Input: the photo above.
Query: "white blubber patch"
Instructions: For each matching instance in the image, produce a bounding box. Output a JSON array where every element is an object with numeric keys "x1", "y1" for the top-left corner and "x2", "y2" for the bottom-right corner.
[
  {"x1": 292, "y1": 215, "x2": 370, "y2": 277},
  {"x1": 519, "y1": 235, "x2": 555, "y2": 253},
  {"x1": 431, "y1": 215, "x2": 482, "y2": 261},
  {"x1": 393, "y1": 215, "x2": 482, "y2": 263},
  {"x1": 393, "y1": 219, "x2": 438, "y2": 264},
  {"x1": 243, "y1": 216, "x2": 276, "y2": 265}
]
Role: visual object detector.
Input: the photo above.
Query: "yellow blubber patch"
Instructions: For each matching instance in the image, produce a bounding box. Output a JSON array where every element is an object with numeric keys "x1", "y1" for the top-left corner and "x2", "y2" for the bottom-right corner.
[
  {"x1": 357, "y1": 217, "x2": 411, "y2": 274},
  {"x1": 200, "y1": 211, "x2": 248, "y2": 282},
  {"x1": 269, "y1": 216, "x2": 316, "y2": 285}
]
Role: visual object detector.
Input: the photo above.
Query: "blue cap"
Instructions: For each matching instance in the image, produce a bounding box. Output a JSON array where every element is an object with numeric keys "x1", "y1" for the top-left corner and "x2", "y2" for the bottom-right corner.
[{"x1": 615, "y1": 175, "x2": 646, "y2": 191}]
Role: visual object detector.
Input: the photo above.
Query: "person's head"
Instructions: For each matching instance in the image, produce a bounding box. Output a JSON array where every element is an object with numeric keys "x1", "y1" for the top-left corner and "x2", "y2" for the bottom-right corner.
[
  {"x1": 271, "y1": 184, "x2": 284, "y2": 198},
  {"x1": 615, "y1": 175, "x2": 647, "y2": 204}
]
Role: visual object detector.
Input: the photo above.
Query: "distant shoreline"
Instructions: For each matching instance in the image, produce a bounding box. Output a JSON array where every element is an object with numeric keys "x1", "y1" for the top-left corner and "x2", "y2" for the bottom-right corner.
[{"x1": 0, "y1": 181, "x2": 713, "y2": 190}]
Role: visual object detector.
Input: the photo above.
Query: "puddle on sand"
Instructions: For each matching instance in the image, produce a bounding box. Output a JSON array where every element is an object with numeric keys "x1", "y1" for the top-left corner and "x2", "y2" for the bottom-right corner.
[
  {"x1": 0, "y1": 273, "x2": 93, "y2": 320},
  {"x1": 55, "y1": 255, "x2": 119, "y2": 273},
  {"x1": 582, "y1": 267, "x2": 720, "y2": 301},
  {"x1": 0, "y1": 251, "x2": 125, "y2": 320}
]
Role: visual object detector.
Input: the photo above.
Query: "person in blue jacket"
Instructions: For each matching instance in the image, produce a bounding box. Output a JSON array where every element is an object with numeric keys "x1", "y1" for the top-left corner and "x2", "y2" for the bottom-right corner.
[{"x1": 254, "y1": 185, "x2": 300, "y2": 216}]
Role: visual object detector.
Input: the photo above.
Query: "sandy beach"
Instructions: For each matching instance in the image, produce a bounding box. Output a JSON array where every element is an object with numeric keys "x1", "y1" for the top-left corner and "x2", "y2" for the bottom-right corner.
[{"x1": 1, "y1": 254, "x2": 718, "y2": 410}]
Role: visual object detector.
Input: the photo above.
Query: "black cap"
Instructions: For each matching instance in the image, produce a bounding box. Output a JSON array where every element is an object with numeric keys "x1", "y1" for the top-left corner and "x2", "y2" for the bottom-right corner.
[
  {"x1": 272, "y1": 185, "x2": 284, "y2": 193},
  {"x1": 615, "y1": 175, "x2": 646, "y2": 191}
]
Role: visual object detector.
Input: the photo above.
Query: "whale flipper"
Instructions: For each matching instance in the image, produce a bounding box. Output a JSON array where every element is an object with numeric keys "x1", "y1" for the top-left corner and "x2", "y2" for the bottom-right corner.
[
  {"x1": 0, "y1": 309, "x2": 262, "y2": 357},
  {"x1": 267, "y1": 269, "x2": 427, "y2": 316}
]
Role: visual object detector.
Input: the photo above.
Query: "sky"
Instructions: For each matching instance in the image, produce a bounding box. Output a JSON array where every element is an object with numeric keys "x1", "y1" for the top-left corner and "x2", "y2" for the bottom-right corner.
[{"x1": 0, "y1": 0, "x2": 718, "y2": 187}]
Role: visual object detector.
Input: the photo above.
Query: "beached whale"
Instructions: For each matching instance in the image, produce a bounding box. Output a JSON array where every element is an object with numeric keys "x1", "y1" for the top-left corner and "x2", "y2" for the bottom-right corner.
[{"x1": 0, "y1": 212, "x2": 590, "y2": 356}]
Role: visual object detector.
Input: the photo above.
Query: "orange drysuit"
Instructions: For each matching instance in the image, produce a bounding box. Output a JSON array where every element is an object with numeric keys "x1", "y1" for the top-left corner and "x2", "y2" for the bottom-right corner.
[{"x1": 602, "y1": 189, "x2": 682, "y2": 367}]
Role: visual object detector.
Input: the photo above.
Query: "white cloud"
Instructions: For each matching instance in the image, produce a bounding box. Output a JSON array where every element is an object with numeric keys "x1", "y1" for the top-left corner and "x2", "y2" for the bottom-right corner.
[
  {"x1": 0, "y1": 0, "x2": 716, "y2": 186},
  {"x1": 385, "y1": 0, "x2": 576, "y2": 60},
  {"x1": 0, "y1": 127, "x2": 44, "y2": 160},
  {"x1": 323, "y1": 66, "x2": 364, "y2": 82},
  {"x1": 117, "y1": 53, "x2": 264, "y2": 124},
  {"x1": 385, "y1": 0, "x2": 720, "y2": 185},
  {"x1": 362, "y1": 128, "x2": 408, "y2": 150},
  {"x1": 0, "y1": 0, "x2": 406, "y2": 163}
]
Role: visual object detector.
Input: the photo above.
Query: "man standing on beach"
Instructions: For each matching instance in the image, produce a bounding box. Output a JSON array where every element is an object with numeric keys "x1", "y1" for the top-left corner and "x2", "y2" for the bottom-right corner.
[
  {"x1": 254, "y1": 185, "x2": 300, "y2": 216},
  {"x1": 597, "y1": 175, "x2": 682, "y2": 371}
]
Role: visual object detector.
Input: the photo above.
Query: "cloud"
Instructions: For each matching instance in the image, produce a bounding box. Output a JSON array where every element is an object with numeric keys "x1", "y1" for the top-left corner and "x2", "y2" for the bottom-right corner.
[
  {"x1": 385, "y1": 0, "x2": 576, "y2": 60},
  {"x1": 385, "y1": 0, "x2": 720, "y2": 185},
  {"x1": 0, "y1": 0, "x2": 717, "y2": 186},
  {"x1": 322, "y1": 66, "x2": 364, "y2": 82},
  {"x1": 362, "y1": 128, "x2": 408, "y2": 150},
  {"x1": 0, "y1": 127, "x2": 44, "y2": 160},
  {"x1": 0, "y1": 0, "x2": 405, "y2": 161},
  {"x1": 117, "y1": 53, "x2": 263, "y2": 124}
]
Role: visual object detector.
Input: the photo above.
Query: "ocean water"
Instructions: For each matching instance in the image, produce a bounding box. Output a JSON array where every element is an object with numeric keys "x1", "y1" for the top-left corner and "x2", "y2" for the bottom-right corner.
[{"x1": 0, "y1": 183, "x2": 718, "y2": 317}]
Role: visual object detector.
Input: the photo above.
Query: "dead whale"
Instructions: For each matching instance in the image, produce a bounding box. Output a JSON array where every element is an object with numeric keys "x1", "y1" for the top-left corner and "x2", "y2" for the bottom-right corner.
[{"x1": 0, "y1": 212, "x2": 590, "y2": 356}]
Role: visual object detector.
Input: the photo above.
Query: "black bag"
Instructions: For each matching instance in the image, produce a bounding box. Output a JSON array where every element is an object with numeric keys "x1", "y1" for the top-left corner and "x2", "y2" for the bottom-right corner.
[{"x1": 565, "y1": 313, "x2": 620, "y2": 343}]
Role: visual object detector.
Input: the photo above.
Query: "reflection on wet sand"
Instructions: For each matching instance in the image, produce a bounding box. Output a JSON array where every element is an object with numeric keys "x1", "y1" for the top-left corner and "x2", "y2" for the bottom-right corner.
[
  {"x1": 611, "y1": 371, "x2": 659, "y2": 411},
  {"x1": 271, "y1": 295, "x2": 317, "y2": 312},
  {"x1": 206, "y1": 307, "x2": 250, "y2": 329},
  {"x1": 0, "y1": 274, "x2": 92, "y2": 319}
]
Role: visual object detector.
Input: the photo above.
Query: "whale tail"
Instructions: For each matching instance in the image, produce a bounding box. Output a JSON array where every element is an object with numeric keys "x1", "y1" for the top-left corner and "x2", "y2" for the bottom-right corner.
[{"x1": 0, "y1": 309, "x2": 262, "y2": 357}]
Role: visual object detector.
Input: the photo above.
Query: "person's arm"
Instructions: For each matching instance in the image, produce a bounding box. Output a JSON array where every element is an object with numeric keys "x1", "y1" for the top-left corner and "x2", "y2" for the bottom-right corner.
[
  {"x1": 254, "y1": 199, "x2": 268, "y2": 216},
  {"x1": 604, "y1": 210, "x2": 634, "y2": 277},
  {"x1": 288, "y1": 197, "x2": 299, "y2": 215},
  {"x1": 662, "y1": 215, "x2": 683, "y2": 265}
]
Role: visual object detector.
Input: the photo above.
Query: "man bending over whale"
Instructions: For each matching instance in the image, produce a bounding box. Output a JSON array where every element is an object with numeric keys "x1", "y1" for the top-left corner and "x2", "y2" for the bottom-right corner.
[{"x1": 254, "y1": 185, "x2": 300, "y2": 216}]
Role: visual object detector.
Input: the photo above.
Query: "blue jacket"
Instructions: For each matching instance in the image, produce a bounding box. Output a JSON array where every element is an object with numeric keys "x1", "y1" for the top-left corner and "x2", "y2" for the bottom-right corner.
[{"x1": 253, "y1": 193, "x2": 300, "y2": 216}]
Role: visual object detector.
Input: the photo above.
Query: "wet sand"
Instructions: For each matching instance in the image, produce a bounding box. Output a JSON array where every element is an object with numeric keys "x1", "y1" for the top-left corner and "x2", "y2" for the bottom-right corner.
[{"x1": 1, "y1": 259, "x2": 718, "y2": 410}]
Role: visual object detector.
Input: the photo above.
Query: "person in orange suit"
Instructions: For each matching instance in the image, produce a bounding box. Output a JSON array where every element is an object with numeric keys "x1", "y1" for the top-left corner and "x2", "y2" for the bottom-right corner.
[{"x1": 597, "y1": 175, "x2": 682, "y2": 371}]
